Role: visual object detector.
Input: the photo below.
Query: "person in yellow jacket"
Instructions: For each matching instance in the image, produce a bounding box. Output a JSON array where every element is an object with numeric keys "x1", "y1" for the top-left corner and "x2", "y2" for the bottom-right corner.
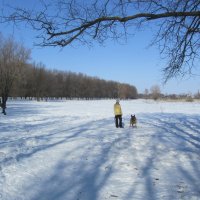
[{"x1": 114, "y1": 99, "x2": 123, "y2": 128}]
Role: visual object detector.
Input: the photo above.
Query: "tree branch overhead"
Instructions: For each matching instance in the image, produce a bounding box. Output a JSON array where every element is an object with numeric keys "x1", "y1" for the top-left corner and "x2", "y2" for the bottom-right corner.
[{"x1": 1, "y1": 0, "x2": 200, "y2": 81}]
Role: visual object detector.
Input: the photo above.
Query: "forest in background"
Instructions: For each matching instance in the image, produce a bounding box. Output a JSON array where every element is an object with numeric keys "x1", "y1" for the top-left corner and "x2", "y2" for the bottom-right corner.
[
  {"x1": 0, "y1": 34, "x2": 137, "y2": 113},
  {"x1": 0, "y1": 34, "x2": 138, "y2": 114},
  {"x1": 12, "y1": 63, "x2": 138, "y2": 100}
]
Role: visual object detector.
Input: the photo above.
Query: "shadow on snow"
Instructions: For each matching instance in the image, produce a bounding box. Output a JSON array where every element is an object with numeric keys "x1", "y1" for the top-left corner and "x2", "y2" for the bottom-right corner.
[{"x1": 0, "y1": 110, "x2": 200, "y2": 199}]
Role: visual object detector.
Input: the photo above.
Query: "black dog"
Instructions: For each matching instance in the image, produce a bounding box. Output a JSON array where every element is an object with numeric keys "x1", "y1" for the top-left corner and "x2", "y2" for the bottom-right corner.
[{"x1": 130, "y1": 115, "x2": 137, "y2": 127}]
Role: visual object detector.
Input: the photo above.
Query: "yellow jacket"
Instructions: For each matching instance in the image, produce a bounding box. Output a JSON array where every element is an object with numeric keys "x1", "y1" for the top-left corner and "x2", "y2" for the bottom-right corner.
[{"x1": 114, "y1": 103, "x2": 122, "y2": 115}]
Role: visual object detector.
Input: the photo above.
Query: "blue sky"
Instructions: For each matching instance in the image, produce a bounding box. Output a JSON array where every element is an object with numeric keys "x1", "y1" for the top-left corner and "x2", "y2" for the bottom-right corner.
[{"x1": 1, "y1": 0, "x2": 200, "y2": 95}]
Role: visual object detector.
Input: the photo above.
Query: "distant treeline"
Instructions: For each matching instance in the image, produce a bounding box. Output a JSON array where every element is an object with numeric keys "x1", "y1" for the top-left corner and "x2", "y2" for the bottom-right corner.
[
  {"x1": 11, "y1": 63, "x2": 138, "y2": 100},
  {"x1": 0, "y1": 35, "x2": 138, "y2": 115}
]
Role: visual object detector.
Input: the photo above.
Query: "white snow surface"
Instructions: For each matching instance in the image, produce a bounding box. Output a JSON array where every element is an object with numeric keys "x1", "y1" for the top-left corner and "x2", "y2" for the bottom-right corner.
[{"x1": 0, "y1": 99, "x2": 200, "y2": 200}]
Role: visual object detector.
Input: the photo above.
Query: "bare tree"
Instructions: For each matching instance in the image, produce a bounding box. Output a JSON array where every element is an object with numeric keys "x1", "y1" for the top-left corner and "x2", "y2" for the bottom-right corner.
[
  {"x1": 30, "y1": 63, "x2": 49, "y2": 101},
  {"x1": 1, "y1": 0, "x2": 200, "y2": 80},
  {"x1": 0, "y1": 35, "x2": 30, "y2": 114},
  {"x1": 118, "y1": 83, "x2": 137, "y2": 99},
  {"x1": 194, "y1": 90, "x2": 200, "y2": 99},
  {"x1": 144, "y1": 88, "x2": 149, "y2": 99},
  {"x1": 150, "y1": 85, "x2": 161, "y2": 100}
]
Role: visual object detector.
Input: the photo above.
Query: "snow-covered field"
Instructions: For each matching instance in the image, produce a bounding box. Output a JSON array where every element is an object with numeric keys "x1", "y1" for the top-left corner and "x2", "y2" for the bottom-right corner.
[{"x1": 0, "y1": 99, "x2": 200, "y2": 200}]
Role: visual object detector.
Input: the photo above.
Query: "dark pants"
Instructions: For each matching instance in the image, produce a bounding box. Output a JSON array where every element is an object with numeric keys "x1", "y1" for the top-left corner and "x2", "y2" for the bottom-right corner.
[{"x1": 115, "y1": 115, "x2": 122, "y2": 128}]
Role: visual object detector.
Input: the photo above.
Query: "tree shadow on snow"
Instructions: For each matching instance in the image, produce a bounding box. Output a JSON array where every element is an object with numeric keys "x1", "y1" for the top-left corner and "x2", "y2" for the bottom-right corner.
[
  {"x1": 127, "y1": 113, "x2": 200, "y2": 199},
  {"x1": 18, "y1": 118, "x2": 135, "y2": 200},
  {"x1": 1, "y1": 112, "x2": 200, "y2": 200}
]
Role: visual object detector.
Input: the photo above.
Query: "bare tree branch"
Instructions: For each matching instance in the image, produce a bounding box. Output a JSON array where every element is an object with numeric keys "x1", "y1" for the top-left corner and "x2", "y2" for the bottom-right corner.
[{"x1": 1, "y1": 0, "x2": 200, "y2": 81}]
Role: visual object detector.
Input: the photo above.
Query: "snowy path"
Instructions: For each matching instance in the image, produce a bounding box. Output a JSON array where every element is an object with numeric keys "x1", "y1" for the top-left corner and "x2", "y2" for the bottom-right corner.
[{"x1": 0, "y1": 100, "x2": 200, "y2": 200}]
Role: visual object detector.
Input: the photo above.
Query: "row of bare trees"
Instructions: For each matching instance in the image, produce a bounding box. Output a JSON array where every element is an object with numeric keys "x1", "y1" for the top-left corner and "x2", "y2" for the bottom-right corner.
[
  {"x1": 12, "y1": 63, "x2": 138, "y2": 101},
  {"x1": 140, "y1": 86, "x2": 200, "y2": 101},
  {"x1": 0, "y1": 35, "x2": 137, "y2": 115}
]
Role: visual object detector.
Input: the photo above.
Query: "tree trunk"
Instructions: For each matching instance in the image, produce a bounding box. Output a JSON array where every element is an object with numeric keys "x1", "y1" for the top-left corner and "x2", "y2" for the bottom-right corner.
[{"x1": 1, "y1": 96, "x2": 7, "y2": 115}]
